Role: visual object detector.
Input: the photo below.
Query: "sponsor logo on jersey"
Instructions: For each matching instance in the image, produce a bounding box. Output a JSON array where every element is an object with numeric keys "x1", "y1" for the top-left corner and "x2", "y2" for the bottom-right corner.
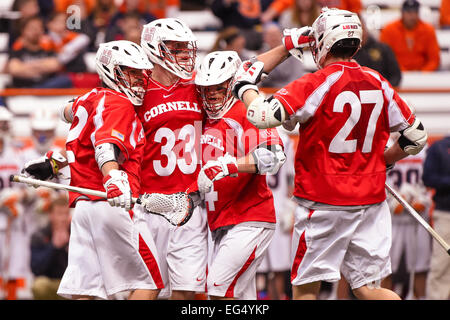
[
  {"x1": 277, "y1": 88, "x2": 288, "y2": 95},
  {"x1": 143, "y1": 101, "x2": 201, "y2": 122}
]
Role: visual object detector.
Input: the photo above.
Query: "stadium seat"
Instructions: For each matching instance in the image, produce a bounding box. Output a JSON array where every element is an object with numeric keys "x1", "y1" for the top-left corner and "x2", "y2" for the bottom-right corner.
[
  {"x1": 0, "y1": 33, "x2": 9, "y2": 53},
  {"x1": 193, "y1": 31, "x2": 218, "y2": 52},
  {"x1": 361, "y1": 0, "x2": 441, "y2": 9},
  {"x1": 176, "y1": 10, "x2": 222, "y2": 31}
]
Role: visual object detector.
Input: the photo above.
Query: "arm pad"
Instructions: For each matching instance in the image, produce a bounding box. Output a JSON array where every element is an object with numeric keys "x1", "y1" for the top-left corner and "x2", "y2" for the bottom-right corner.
[
  {"x1": 59, "y1": 101, "x2": 74, "y2": 123},
  {"x1": 95, "y1": 143, "x2": 121, "y2": 170},
  {"x1": 247, "y1": 96, "x2": 287, "y2": 129},
  {"x1": 398, "y1": 118, "x2": 427, "y2": 155}
]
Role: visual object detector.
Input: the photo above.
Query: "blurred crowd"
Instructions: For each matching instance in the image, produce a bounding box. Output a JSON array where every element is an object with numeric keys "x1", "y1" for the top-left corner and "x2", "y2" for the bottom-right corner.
[
  {"x1": 0, "y1": 0, "x2": 449, "y2": 300},
  {"x1": 0, "y1": 0, "x2": 448, "y2": 91}
]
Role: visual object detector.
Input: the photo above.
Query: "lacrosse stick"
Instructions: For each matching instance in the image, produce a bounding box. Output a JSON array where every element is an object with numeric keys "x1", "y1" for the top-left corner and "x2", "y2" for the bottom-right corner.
[
  {"x1": 10, "y1": 175, "x2": 194, "y2": 227},
  {"x1": 385, "y1": 182, "x2": 450, "y2": 256}
]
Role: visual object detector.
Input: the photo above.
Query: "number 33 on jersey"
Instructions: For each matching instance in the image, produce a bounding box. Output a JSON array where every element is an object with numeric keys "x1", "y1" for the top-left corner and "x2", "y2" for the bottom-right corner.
[{"x1": 135, "y1": 77, "x2": 205, "y2": 194}]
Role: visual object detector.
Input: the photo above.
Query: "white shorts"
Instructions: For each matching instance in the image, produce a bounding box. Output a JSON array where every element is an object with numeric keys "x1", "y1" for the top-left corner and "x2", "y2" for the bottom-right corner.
[
  {"x1": 207, "y1": 224, "x2": 275, "y2": 299},
  {"x1": 257, "y1": 220, "x2": 291, "y2": 273},
  {"x1": 390, "y1": 214, "x2": 432, "y2": 273},
  {"x1": 291, "y1": 201, "x2": 392, "y2": 290},
  {"x1": 142, "y1": 205, "x2": 208, "y2": 299},
  {"x1": 57, "y1": 201, "x2": 162, "y2": 300}
]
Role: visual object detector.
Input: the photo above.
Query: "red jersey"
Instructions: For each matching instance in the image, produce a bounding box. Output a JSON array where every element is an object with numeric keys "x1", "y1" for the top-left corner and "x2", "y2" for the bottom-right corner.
[
  {"x1": 136, "y1": 76, "x2": 204, "y2": 194},
  {"x1": 66, "y1": 88, "x2": 145, "y2": 207},
  {"x1": 202, "y1": 99, "x2": 280, "y2": 231},
  {"x1": 273, "y1": 61, "x2": 415, "y2": 206}
]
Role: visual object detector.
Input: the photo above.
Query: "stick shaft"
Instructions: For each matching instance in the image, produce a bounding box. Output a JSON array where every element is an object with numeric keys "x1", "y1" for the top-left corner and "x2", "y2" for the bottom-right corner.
[
  {"x1": 10, "y1": 175, "x2": 139, "y2": 204},
  {"x1": 385, "y1": 182, "x2": 450, "y2": 255}
]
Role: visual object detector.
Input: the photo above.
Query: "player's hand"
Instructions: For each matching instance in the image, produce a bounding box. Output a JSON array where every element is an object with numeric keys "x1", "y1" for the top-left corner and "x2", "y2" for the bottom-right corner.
[
  {"x1": 22, "y1": 150, "x2": 66, "y2": 181},
  {"x1": 197, "y1": 153, "x2": 238, "y2": 194},
  {"x1": 282, "y1": 26, "x2": 314, "y2": 62},
  {"x1": 0, "y1": 189, "x2": 22, "y2": 218},
  {"x1": 231, "y1": 60, "x2": 265, "y2": 101},
  {"x1": 102, "y1": 169, "x2": 132, "y2": 211},
  {"x1": 252, "y1": 145, "x2": 286, "y2": 175}
]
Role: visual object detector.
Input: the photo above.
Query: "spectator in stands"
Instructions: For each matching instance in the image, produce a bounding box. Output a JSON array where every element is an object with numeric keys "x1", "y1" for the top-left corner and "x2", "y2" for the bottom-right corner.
[
  {"x1": 261, "y1": 0, "x2": 361, "y2": 24},
  {"x1": 379, "y1": 0, "x2": 440, "y2": 72},
  {"x1": 422, "y1": 135, "x2": 450, "y2": 300},
  {"x1": 110, "y1": 0, "x2": 156, "y2": 27},
  {"x1": 147, "y1": 0, "x2": 180, "y2": 19},
  {"x1": 54, "y1": 0, "x2": 95, "y2": 17},
  {"x1": 210, "y1": 26, "x2": 253, "y2": 61},
  {"x1": 46, "y1": 12, "x2": 89, "y2": 73},
  {"x1": 9, "y1": 0, "x2": 41, "y2": 48},
  {"x1": 78, "y1": 0, "x2": 119, "y2": 52},
  {"x1": 278, "y1": 0, "x2": 321, "y2": 29},
  {"x1": 106, "y1": 12, "x2": 149, "y2": 44},
  {"x1": 354, "y1": 16, "x2": 402, "y2": 87},
  {"x1": 30, "y1": 195, "x2": 70, "y2": 300},
  {"x1": 440, "y1": 0, "x2": 450, "y2": 28},
  {"x1": 211, "y1": 0, "x2": 274, "y2": 51},
  {"x1": 7, "y1": 15, "x2": 72, "y2": 88},
  {"x1": 259, "y1": 22, "x2": 306, "y2": 88}
]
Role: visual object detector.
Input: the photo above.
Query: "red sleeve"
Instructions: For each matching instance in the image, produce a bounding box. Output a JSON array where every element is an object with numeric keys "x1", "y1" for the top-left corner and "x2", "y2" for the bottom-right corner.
[
  {"x1": 92, "y1": 93, "x2": 139, "y2": 160},
  {"x1": 361, "y1": 66, "x2": 415, "y2": 130},
  {"x1": 273, "y1": 72, "x2": 320, "y2": 116}
]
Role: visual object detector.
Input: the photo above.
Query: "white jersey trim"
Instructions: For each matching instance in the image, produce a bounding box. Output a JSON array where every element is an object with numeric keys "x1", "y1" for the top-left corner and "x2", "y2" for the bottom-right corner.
[{"x1": 362, "y1": 69, "x2": 413, "y2": 132}]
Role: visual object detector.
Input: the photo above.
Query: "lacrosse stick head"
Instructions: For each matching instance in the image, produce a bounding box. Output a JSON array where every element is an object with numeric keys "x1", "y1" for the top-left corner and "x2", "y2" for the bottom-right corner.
[{"x1": 139, "y1": 192, "x2": 194, "y2": 226}]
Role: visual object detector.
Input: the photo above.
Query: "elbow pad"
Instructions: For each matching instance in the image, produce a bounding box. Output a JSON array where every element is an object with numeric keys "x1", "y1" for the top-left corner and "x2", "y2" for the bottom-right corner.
[
  {"x1": 95, "y1": 143, "x2": 121, "y2": 170},
  {"x1": 247, "y1": 96, "x2": 287, "y2": 129},
  {"x1": 251, "y1": 144, "x2": 286, "y2": 175},
  {"x1": 398, "y1": 118, "x2": 427, "y2": 155},
  {"x1": 59, "y1": 101, "x2": 74, "y2": 123}
]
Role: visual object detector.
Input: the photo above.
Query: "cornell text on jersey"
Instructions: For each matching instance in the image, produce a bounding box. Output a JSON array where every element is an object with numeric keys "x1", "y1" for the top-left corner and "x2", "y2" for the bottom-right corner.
[{"x1": 144, "y1": 101, "x2": 201, "y2": 121}]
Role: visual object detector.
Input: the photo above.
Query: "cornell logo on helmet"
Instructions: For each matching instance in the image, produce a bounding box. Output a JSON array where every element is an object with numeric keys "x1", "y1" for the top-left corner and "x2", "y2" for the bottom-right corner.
[
  {"x1": 143, "y1": 26, "x2": 156, "y2": 42},
  {"x1": 100, "y1": 49, "x2": 112, "y2": 65}
]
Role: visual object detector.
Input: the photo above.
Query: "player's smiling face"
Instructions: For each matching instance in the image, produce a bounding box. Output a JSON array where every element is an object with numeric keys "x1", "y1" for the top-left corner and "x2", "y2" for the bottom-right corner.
[
  {"x1": 203, "y1": 82, "x2": 228, "y2": 105},
  {"x1": 164, "y1": 40, "x2": 196, "y2": 73},
  {"x1": 199, "y1": 79, "x2": 233, "y2": 118},
  {"x1": 117, "y1": 66, "x2": 149, "y2": 101}
]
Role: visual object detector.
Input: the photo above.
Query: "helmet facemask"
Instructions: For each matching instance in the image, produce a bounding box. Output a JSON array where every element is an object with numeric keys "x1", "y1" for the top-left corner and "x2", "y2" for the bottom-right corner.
[
  {"x1": 159, "y1": 40, "x2": 197, "y2": 79},
  {"x1": 198, "y1": 79, "x2": 234, "y2": 119},
  {"x1": 114, "y1": 65, "x2": 150, "y2": 106}
]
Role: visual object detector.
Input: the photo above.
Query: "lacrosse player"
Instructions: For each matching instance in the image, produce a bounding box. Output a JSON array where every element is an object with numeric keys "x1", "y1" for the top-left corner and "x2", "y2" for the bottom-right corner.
[
  {"x1": 0, "y1": 107, "x2": 30, "y2": 299},
  {"x1": 232, "y1": 8, "x2": 428, "y2": 299},
  {"x1": 385, "y1": 139, "x2": 432, "y2": 299},
  {"x1": 137, "y1": 18, "x2": 209, "y2": 300},
  {"x1": 194, "y1": 50, "x2": 286, "y2": 300},
  {"x1": 22, "y1": 40, "x2": 164, "y2": 300}
]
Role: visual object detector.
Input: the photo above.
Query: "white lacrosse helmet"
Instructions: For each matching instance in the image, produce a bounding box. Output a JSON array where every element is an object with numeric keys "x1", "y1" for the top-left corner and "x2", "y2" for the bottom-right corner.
[
  {"x1": 195, "y1": 51, "x2": 241, "y2": 119},
  {"x1": 30, "y1": 107, "x2": 58, "y2": 154},
  {"x1": 95, "y1": 40, "x2": 153, "y2": 106},
  {"x1": 311, "y1": 8, "x2": 362, "y2": 68},
  {"x1": 141, "y1": 18, "x2": 197, "y2": 79}
]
